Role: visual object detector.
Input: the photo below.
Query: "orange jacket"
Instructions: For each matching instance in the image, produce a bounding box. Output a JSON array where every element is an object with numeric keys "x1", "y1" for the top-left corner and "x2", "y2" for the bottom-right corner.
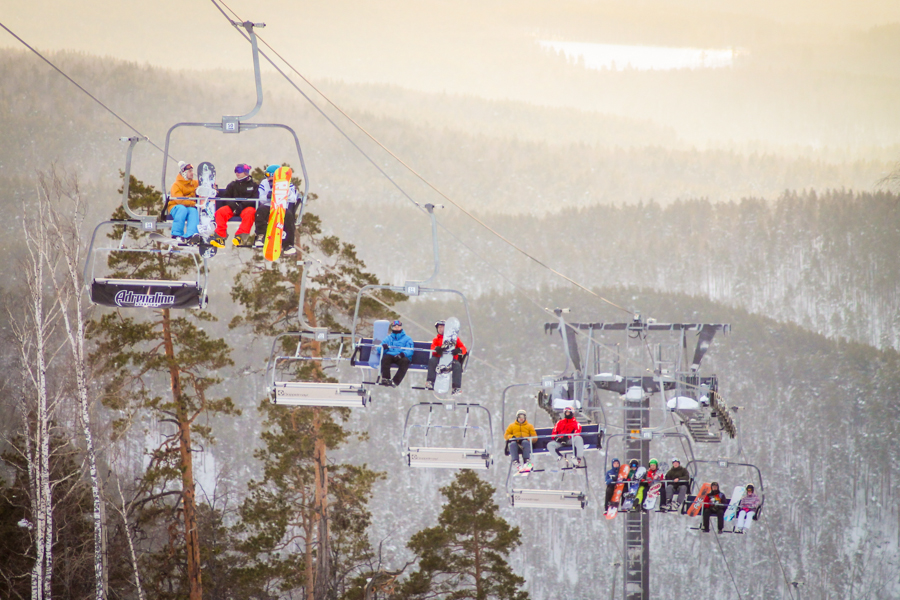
[{"x1": 169, "y1": 174, "x2": 199, "y2": 209}]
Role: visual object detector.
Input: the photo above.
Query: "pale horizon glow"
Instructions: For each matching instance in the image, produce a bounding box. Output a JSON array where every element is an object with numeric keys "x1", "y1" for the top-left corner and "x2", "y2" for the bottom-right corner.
[{"x1": 539, "y1": 41, "x2": 738, "y2": 72}]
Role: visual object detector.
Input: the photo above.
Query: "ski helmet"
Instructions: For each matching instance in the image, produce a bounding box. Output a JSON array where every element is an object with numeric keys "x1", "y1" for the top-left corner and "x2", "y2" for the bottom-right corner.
[
  {"x1": 746, "y1": 484, "x2": 755, "y2": 492},
  {"x1": 391, "y1": 320, "x2": 402, "y2": 328},
  {"x1": 671, "y1": 457, "x2": 680, "y2": 464},
  {"x1": 649, "y1": 459, "x2": 658, "y2": 467},
  {"x1": 179, "y1": 161, "x2": 193, "y2": 174},
  {"x1": 434, "y1": 320, "x2": 445, "y2": 331},
  {"x1": 564, "y1": 406, "x2": 574, "y2": 417},
  {"x1": 265, "y1": 164, "x2": 279, "y2": 176},
  {"x1": 630, "y1": 459, "x2": 639, "y2": 467}
]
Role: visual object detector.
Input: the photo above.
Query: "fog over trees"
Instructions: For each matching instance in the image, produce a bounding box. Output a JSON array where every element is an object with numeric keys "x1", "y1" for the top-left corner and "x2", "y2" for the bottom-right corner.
[{"x1": 0, "y1": 18, "x2": 898, "y2": 599}]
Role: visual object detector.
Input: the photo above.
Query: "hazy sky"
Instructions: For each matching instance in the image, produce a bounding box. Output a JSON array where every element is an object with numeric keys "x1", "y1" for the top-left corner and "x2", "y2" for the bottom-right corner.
[{"x1": 3, "y1": 0, "x2": 898, "y2": 83}]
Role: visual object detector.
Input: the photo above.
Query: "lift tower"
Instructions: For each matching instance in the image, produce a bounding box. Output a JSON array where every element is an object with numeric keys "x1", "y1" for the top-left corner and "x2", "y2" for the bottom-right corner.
[{"x1": 545, "y1": 313, "x2": 731, "y2": 600}]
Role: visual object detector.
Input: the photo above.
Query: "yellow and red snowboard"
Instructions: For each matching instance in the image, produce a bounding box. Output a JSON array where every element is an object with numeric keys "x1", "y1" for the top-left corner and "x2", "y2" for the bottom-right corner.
[{"x1": 263, "y1": 166, "x2": 293, "y2": 262}]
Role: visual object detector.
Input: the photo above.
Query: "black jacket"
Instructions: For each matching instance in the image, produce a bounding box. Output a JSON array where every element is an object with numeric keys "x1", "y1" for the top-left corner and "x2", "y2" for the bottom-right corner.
[
  {"x1": 665, "y1": 465, "x2": 690, "y2": 482},
  {"x1": 217, "y1": 177, "x2": 259, "y2": 213}
]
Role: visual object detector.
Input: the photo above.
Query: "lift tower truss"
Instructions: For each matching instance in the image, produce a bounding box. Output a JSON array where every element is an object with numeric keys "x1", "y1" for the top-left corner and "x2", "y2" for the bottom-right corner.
[{"x1": 545, "y1": 314, "x2": 730, "y2": 600}]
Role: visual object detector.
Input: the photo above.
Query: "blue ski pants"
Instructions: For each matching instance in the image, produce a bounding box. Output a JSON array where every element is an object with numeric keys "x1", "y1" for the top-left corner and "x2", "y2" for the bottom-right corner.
[{"x1": 171, "y1": 205, "x2": 199, "y2": 237}]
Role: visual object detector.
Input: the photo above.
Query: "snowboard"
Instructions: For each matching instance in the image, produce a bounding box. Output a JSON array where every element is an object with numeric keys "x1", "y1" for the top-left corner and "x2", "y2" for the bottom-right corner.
[
  {"x1": 368, "y1": 320, "x2": 390, "y2": 370},
  {"x1": 605, "y1": 463, "x2": 632, "y2": 519},
  {"x1": 264, "y1": 166, "x2": 292, "y2": 262},
  {"x1": 621, "y1": 467, "x2": 646, "y2": 511},
  {"x1": 643, "y1": 481, "x2": 663, "y2": 510},
  {"x1": 514, "y1": 462, "x2": 533, "y2": 476},
  {"x1": 724, "y1": 486, "x2": 745, "y2": 522},
  {"x1": 195, "y1": 162, "x2": 217, "y2": 258},
  {"x1": 686, "y1": 482, "x2": 711, "y2": 517},
  {"x1": 433, "y1": 317, "x2": 460, "y2": 395}
]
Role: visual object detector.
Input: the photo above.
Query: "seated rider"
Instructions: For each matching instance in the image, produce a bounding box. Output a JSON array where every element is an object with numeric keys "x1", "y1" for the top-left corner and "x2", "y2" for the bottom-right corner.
[
  {"x1": 734, "y1": 484, "x2": 761, "y2": 532},
  {"x1": 701, "y1": 481, "x2": 728, "y2": 533},
  {"x1": 254, "y1": 164, "x2": 299, "y2": 256},
  {"x1": 504, "y1": 409, "x2": 537, "y2": 473},
  {"x1": 546, "y1": 406, "x2": 584, "y2": 467},
  {"x1": 665, "y1": 457, "x2": 690, "y2": 511},
  {"x1": 425, "y1": 320, "x2": 467, "y2": 395},
  {"x1": 379, "y1": 320, "x2": 414, "y2": 387},
  {"x1": 637, "y1": 458, "x2": 664, "y2": 510},
  {"x1": 211, "y1": 163, "x2": 259, "y2": 248},
  {"x1": 604, "y1": 458, "x2": 622, "y2": 511},
  {"x1": 169, "y1": 161, "x2": 199, "y2": 243}
]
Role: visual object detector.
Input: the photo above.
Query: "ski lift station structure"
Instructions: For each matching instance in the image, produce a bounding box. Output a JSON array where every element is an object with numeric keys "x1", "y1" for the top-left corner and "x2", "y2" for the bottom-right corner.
[
  {"x1": 512, "y1": 309, "x2": 752, "y2": 600},
  {"x1": 84, "y1": 21, "x2": 309, "y2": 310}
]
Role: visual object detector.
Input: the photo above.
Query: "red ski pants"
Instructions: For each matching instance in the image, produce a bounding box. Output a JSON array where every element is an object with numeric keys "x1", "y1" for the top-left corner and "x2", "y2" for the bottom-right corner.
[{"x1": 215, "y1": 206, "x2": 255, "y2": 237}]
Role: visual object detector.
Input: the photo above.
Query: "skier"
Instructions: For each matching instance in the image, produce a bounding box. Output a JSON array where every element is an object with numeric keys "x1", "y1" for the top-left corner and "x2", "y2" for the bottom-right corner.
[
  {"x1": 604, "y1": 458, "x2": 623, "y2": 511},
  {"x1": 734, "y1": 484, "x2": 761, "y2": 533},
  {"x1": 425, "y1": 320, "x2": 467, "y2": 395},
  {"x1": 664, "y1": 457, "x2": 690, "y2": 511},
  {"x1": 379, "y1": 320, "x2": 414, "y2": 387},
  {"x1": 168, "y1": 161, "x2": 200, "y2": 242},
  {"x1": 504, "y1": 409, "x2": 537, "y2": 473},
  {"x1": 254, "y1": 164, "x2": 299, "y2": 256},
  {"x1": 637, "y1": 458, "x2": 664, "y2": 510},
  {"x1": 546, "y1": 407, "x2": 584, "y2": 466},
  {"x1": 701, "y1": 481, "x2": 728, "y2": 533},
  {"x1": 211, "y1": 163, "x2": 259, "y2": 248}
]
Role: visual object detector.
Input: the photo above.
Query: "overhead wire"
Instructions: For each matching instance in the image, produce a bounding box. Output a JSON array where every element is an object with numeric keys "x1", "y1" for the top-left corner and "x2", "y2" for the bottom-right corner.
[
  {"x1": 205, "y1": 0, "x2": 638, "y2": 373},
  {"x1": 209, "y1": 0, "x2": 631, "y2": 317},
  {"x1": 0, "y1": 21, "x2": 175, "y2": 163},
  {"x1": 712, "y1": 529, "x2": 744, "y2": 600}
]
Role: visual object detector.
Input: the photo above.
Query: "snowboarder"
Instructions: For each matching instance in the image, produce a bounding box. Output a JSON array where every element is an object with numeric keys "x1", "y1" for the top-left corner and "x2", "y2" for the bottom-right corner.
[
  {"x1": 665, "y1": 457, "x2": 690, "y2": 511},
  {"x1": 425, "y1": 320, "x2": 467, "y2": 394},
  {"x1": 701, "y1": 481, "x2": 728, "y2": 533},
  {"x1": 637, "y1": 458, "x2": 664, "y2": 510},
  {"x1": 255, "y1": 164, "x2": 299, "y2": 256},
  {"x1": 168, "y1": 161, "x2": 200, "y2": 242},
  {"x1": 546, "y1": 407, "x2": 584, "y2": 466},
  {"x1": 212, "y1": 163, "x2": 259, "y2": 248},
  {"x1": 734, "y1": 484, "x2": 761, "y2": 532},
  {"x1": 604, "y1": 458, "x2": 622, "y2": 511},
  {"x1": 504, "y1": 409, "x2": 537, "y2": 472},
  {"x1": 379, "y1": 320, "x2": 414, "y2": 387}
]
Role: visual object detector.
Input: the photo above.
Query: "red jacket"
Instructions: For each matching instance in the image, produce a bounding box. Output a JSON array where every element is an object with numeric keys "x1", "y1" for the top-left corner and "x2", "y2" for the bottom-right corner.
[
  {"x1": 430, "y1": 334, "x2": 467, "y2": 360},
  {"x1": 551, "y1": 416, "x2": 582, "y2": 441}
]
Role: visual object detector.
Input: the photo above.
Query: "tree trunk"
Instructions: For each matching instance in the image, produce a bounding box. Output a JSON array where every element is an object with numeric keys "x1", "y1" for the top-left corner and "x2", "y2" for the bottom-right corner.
[
  {"x1": 161, "y1": 308, "x2": 202, "y2": 600},
  {"x1": 313, "y1": 409, "x2": 331, "y2": 600}
]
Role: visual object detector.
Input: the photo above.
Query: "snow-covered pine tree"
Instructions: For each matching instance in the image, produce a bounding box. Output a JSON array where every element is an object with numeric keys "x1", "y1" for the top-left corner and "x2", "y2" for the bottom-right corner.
[{"x1": 396, "y1": 471, "x2": 529, "y2": 600}]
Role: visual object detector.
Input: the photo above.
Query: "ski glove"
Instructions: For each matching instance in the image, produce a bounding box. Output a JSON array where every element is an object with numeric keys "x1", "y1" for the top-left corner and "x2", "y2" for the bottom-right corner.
[
  {"x1": 451, "y1": 348, "x2": 461, "y2": 356},
  {"x1": 382, "y1": 343, "x2": 389, "y2": 350},
  {"x1": 434, "y1": 347, "x2": 444, "y2": 355}
]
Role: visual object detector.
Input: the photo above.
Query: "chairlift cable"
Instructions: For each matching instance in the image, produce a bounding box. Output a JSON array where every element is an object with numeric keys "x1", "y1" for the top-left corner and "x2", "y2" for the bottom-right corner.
[
  {"x1": 0, "y1": 21, "x2": 175, "y2": 163},
  {"x1": 209, "y1": 0, "x2": 631, "y2": 317},
  {"x1": 760, "y1": 510, "x2": 797, "y2": 600},
  {"x1": 712, "y1": 528, "x2": 744, "y2": 600}
]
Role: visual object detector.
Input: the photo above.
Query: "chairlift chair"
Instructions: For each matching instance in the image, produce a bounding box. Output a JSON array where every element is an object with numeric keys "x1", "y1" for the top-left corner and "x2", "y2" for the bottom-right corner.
[
  {"x1": 157, "y1": 22, "x2": 310, "y2": 232},
  {"x1": 266, "y1": 261, "x2": 369, "y2": 408},
  {"x1": 402, "y1": 402, "x2": 493, "y2": 469},
  {"x1": 500, "y1": 383, "x2": 600, "y2": 510},
  {"x1": 347, "y1": 204, "x2": 474, "y2": 392},
  {"x1": 681, "y1": 459, "x2": 765, "y2": 528},
  {"x1": 84, "y1": 219, "x2": 209, "y2": 309}
]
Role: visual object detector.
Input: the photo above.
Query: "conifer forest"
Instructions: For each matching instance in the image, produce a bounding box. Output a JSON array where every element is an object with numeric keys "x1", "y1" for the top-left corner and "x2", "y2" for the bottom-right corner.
[{"x1": 1, "y1": 2, "x2": 899, "y2": 599}]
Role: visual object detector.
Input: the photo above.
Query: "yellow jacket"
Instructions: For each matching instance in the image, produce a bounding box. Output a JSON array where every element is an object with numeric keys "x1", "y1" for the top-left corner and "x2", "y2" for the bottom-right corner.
[
  {"x1": 169, "y1": 174, "x2": 199, "y2": 208},
  {"x1": 504, "y1": 420, "x2": 537, "y2": 442}
]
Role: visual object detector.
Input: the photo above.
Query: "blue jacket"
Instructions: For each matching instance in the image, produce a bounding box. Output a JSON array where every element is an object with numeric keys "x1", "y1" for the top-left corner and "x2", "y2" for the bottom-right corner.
[
  {"x1": 383, "y1": 330, "x2": 414, "y2": 359},
  {"x1": 606, "y1": 461, "x2": 622, "y2": 485}
]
